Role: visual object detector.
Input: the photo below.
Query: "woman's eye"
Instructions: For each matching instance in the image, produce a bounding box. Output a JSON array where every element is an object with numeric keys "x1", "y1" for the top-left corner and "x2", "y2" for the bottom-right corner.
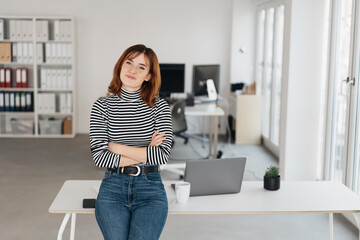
[{"x1": 125, "y1": 61, "x2": 132, "y2": 65}]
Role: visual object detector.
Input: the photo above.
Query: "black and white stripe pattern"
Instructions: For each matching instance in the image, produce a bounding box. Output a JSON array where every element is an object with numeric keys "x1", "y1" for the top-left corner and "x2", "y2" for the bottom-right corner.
[{"x1": 90, "y1": 88, "x2": 173, "y2": 168}]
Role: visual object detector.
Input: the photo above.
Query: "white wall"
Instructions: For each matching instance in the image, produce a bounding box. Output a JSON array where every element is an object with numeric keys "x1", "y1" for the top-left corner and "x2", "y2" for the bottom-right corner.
[
  {"x1": 1, "y1": 0, "x2": 233, "y2": 133},
  {"x1": 230, "y1": 0, "x2": 256, "y2": 85},
  {"x1": 279, "y1": 0, "x2": 327, "y2": 180}
]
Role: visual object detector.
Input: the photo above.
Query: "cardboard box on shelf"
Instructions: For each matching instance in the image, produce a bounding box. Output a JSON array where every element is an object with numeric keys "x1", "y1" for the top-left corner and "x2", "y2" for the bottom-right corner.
[
  {"x1": 0, "y1": 43, "x2": 12, "y2": 63},
  {"x1": 63, "y1": 118, "x2": 72, "y2": 135}
]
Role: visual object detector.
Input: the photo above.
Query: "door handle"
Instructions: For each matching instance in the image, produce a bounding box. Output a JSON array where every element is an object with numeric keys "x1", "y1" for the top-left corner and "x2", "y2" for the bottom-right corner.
[
  {"x1": 348, "y1": 77, "x2": 355, "y2": 86},
  {"x1": 345, "y1": 77, "x2": 355, "y2": 86},
  {"x1": 341, "y1": 77, "x2": 355, "y2": 95}
]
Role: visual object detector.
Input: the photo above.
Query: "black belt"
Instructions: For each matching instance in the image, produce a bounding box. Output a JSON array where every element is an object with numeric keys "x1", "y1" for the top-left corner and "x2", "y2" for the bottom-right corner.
[{"x1": 107, "y1": 165, "x2": 159, "y2": 176}]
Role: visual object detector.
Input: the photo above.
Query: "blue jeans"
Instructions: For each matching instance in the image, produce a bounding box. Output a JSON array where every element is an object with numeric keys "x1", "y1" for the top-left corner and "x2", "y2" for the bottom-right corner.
[{"x1": 95, "y1": 167, "x2": 168, "y2": 240}]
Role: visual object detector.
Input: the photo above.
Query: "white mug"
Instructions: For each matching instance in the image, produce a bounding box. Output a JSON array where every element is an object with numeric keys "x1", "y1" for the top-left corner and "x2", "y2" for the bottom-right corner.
[{"x1": 175, "y1": 182, "x2": 191, "y2": 204}]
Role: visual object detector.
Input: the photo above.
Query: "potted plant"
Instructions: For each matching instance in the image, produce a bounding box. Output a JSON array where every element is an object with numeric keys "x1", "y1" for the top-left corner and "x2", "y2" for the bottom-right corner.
[{"x1": 264, "y1": 165, "x2": 280, "y2": 190}]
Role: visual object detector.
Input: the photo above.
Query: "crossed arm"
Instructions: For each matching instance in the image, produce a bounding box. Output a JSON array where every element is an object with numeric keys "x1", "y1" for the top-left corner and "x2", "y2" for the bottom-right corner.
[{"x1": 108, "y1": 130, "x2": 166, "y2": 167}]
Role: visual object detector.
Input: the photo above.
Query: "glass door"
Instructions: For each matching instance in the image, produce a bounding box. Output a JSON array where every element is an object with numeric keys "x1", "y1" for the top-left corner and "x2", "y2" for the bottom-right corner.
[{"x1": 326, "y1": 0, "x2": 359, "y2": 186}]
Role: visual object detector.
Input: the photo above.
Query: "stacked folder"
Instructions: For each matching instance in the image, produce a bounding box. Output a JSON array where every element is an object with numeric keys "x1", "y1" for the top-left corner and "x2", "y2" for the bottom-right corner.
[
  {"x1": 40, "y1": 68, "x2": 72, "y2": 90},
  {"x1": 36, "y1": 19, "x2": 72, "y2": 42},
  {"x1": 53, "y1": 20, "x2": 72, "y2": 42},
  {"x1": 38, "y1": 93, "x2": 56, "y2": 114},
  {"x1": 45, "y1": 43, "x2": 72, "y2": 64},
  {"x1": 0, "y1": 68, "x2": 28, "y2": 88},
  {"x1": 38, "y1": 93, "x2": 72, "y2": 114},
  {"x1": 1, "y1": 19, "x2": 70, "y2": 42},
  {"x1": 35, "y1": 20, "x2": 49, "y2": 42},
  {"x1": 11, "y1": 43, "x2": 34, "y2": 63},
  {"x1": 0, "y1": 68, "x2": 12, "y2": 87},
  {"x1": 0, "y1": 91, "x2": 33, "y2": 112},
  {"x1": 59, "y1": 93, "x2": 72, "y2": 114},
  {"x1": 9, "y1": 19, "x2": 33, "y2": 41},
  {"x1": 15, "y1": 68, "x2": 28, "y2": 88},
  {"x1": 36, "y1": 43, "x2": 44, "y2": 63}
]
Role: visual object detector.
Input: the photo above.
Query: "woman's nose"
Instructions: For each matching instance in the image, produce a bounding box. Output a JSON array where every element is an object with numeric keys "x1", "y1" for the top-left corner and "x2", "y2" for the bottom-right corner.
[{"x1": 129, "y1": 66, "x2": 137, "y2": 73}]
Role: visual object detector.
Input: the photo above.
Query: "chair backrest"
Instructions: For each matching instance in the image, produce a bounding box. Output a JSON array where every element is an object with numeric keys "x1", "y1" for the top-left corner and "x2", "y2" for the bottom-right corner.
[{"x1": 170, "y1": 100, "x2": 187, "y2": 134}]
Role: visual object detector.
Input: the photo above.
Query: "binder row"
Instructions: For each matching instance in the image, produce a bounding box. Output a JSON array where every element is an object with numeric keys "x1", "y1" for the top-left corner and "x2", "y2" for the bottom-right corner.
[
  {"x1": 1, "y1": 42, "x2": 71, "y2": 64},
  {"x1": 38, "y1": 93, "x2": 72, "y2": 114},
  {"x1": 40, "y1": 68, "x2": 72, "y2": 90},
  {"x1": 1, "y1": 42, "x2": 36, "y2": 63},
  {"x1": 36, "y1": 20, "x2": 72, "y2": 42},
  {"x1": 0, "y1": 19, "x2": 71, "y2": 42},
  {"x1": 35, "y1": 20, "x2": 49, "y2": 42},
  {"x1": 0, "y1": 91, "x2": 34, "y2": 112},
  {"x1": 45, "y1": 43, "x2": 72, "y2": 64},
  {"x1": 8, "y1": 20, "x2": 33, "y2": 41},
  {"x1": 11, "y1": 42, "x2": 38, "y2": 63},
  {"x1": 52, "y1": 20, "x2": 72, "y2": 42},
  {"x1": 0, "y1": 68, "x2": 28, "y2": 88}
]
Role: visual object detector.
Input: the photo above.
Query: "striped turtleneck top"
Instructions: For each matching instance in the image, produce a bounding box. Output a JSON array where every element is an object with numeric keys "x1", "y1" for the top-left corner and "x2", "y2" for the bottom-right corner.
[{"x1": 89, "y1": 88, "x2": 173, "y2": 168}]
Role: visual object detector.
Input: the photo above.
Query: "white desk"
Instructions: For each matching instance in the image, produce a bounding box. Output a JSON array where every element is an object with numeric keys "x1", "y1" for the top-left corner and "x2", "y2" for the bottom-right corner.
[
  {"x1": 184, "y1": 103, "x2": 225, "y2": 158},
  {"x1": 49, "y1": 180, "x2": 360, "y2": 240}
]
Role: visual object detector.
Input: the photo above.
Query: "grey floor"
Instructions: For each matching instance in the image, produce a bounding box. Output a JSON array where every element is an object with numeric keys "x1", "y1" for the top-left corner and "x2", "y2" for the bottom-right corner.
[{"x1": 0, "y1": 134, "x2": 358, "y2": 240}]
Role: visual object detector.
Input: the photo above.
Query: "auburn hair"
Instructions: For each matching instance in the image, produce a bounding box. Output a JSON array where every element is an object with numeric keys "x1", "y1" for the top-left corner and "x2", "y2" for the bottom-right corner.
[{"x1": 108, "y1": 44, "x2": 161, "y2": 107}]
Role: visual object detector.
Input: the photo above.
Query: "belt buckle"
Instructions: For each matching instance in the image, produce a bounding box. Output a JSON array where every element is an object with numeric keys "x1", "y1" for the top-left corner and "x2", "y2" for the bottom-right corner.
[{"x1": 129, "y1": 165, "x2": 141, "y2": 176}]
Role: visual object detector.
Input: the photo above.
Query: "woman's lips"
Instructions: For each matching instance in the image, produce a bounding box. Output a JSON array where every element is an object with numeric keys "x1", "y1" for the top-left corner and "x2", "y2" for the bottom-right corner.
[{"x1": 126, "y1": 75, "x2": 136, "y2": 80}]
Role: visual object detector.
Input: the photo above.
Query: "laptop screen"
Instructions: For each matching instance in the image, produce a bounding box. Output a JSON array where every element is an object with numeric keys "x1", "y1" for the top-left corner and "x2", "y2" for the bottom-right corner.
[{"x1": 184, "y1": 157, "x2": 246, "y2": 196}]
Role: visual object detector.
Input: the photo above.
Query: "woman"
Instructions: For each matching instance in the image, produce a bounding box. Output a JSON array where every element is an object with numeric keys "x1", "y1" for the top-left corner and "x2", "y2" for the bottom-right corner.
[{"x1": 90, "y1": 44, "x2": 173, "y2": 240}]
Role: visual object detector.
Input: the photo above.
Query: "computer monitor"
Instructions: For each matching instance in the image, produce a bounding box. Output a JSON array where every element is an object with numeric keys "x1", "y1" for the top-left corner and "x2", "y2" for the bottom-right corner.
[
  {"x1": 159, "y1": 63, "x2": 185, "y2": 98},
  {"x1": 192, "y1": 65, "x2": 220, "y2": 96}
]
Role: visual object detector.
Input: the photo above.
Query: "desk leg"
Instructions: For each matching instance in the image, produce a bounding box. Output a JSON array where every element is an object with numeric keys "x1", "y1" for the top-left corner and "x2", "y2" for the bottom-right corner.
[
  {"x1": 70, "y1": 213, "x2": 76, "y2": 240},
  {"x1": 352, "y1": 213, "x2": 360, "y2": 240},
  {"x1": 57, "y1": 213, "x2": 71, "y2": 240},
  {"x1": 329, "y1": 213, "x2": 333, "y2": 240},
  {"x1": 213, "y1": 116, "x2": 219, "y2": 158},
  {"x1": 208, "y1": 116, "x2": 213, "y2": 158}
]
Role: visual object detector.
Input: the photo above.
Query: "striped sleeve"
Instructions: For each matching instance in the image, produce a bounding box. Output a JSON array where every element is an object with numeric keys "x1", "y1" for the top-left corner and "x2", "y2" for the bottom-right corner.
[
  {"x1": 89, "y1": 98, "x2": 121, "y2": 168},
  {"x1": 146, "y1": 99, "x2": 173, "y2": 165}
]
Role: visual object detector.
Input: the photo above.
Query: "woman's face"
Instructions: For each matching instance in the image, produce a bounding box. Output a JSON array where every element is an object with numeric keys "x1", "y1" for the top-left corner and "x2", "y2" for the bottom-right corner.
[{"x1": 120, "y1": 53, "x2": 151, "y2": 92}]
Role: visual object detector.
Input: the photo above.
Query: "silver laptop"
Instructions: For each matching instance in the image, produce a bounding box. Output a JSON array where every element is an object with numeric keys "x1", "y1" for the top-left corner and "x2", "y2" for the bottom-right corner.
[{"x1": 184, "y1": 157, "x2": 246, "y2": 196}]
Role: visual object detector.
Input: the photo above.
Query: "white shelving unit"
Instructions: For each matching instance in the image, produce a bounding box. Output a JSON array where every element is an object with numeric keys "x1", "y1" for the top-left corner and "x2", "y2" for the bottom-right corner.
[{"x1": 0, "y1": 16, "x2": 75, "y2": 138}]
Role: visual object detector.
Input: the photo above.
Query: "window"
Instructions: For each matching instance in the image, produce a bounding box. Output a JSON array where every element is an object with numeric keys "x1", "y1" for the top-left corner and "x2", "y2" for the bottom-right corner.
[{"x1": 256, "y1": 2, "x2": 285, "y2": 150}]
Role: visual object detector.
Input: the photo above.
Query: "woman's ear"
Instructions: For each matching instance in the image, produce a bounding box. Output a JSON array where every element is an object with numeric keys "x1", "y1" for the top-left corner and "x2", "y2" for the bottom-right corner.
[{"x1": 145, "y1": 73, "x2": 152, "y2": 81}]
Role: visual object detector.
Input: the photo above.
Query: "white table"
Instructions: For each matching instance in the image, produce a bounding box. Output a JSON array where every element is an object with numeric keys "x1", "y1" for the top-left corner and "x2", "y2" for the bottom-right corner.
[
  {"x1": 184, "y1": 103, "x2": 224, "y2": 158},
  {"x1": 49, "y1": 180, "x2": 360, "y2": 240}
]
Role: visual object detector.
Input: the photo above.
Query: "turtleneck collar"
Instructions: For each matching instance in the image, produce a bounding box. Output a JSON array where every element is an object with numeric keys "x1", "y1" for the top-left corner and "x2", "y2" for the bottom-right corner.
[{"x1": 119, "y1": 88, "x2": 141, "y2": 102}]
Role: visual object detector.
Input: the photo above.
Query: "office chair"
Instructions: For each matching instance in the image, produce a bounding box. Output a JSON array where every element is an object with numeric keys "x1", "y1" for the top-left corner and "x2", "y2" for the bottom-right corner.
[
  {"x1": 170, "y1": 100, "x2": 188, "y2": 145},
  {"x1": 170, "y1": 99, "x2": 223, "y2": 158}
]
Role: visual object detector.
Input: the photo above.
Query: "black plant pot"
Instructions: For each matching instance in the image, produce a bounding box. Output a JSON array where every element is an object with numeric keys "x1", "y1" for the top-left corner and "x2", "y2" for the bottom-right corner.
[{"x1": 264, "y1": 176, "x2": 280, "y2": 190}]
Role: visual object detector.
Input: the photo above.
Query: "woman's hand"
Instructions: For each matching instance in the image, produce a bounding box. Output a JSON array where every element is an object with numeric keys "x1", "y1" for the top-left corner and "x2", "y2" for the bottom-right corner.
[
  {"x1": 108, "y1": 142, "x2": 117, "y2": 153},
  {"x1": 149, "y1": 130, "x2": 166, "y2": 146},
  {"x1": 107, "y1": 142, "x2": 145, "y2": 164}
]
